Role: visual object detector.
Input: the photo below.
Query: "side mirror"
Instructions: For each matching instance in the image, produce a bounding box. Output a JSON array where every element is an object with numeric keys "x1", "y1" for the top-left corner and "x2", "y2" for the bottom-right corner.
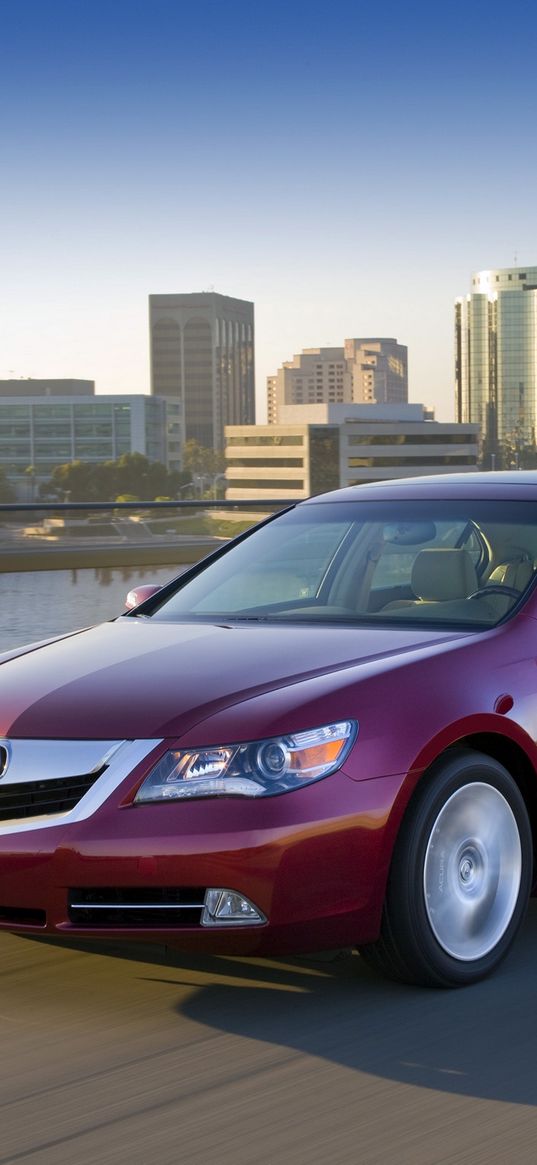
[{"x1": 124, "y1": 583, "x2": 162, "y2": 611}]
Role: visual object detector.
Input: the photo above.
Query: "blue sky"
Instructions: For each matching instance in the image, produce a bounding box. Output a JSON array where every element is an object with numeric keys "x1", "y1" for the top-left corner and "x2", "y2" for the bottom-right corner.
[{"x1": 1, "y1": 0, "x2": 536, "y2": 420}]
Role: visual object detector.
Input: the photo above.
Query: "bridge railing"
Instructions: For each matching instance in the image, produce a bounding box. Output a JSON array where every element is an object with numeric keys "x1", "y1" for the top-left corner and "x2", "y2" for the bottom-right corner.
[{"x1": 0, "y1": 499, "x2": 296, "y2": 571}]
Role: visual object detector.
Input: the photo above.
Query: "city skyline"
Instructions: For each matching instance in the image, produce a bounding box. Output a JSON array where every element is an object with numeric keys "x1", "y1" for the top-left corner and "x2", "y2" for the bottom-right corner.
[{"x1": 1, "y1": 1, "x2": 536, "y2": 423}]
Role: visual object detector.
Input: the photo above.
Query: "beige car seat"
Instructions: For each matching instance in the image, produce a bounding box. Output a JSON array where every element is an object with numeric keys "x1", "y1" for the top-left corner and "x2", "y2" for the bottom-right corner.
[{"x1": 382, "y1": 548, "x2": 478, "y2": 611}]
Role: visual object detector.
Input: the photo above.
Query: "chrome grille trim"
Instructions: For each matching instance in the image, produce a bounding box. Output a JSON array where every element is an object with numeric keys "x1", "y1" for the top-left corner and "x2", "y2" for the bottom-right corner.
[
  {"x1": 0, "y1": 739, "x2": 124, "y2": 784},
  {"x1": 0, "y1": 745, "x2": 9, "y2": 777},
  {"x1": 0, "y1": 739, "x2": 163, "y2": 835},
  {"x1": 68, "y1": 887, "x2": 206, "y2": 927},
  {"x1": 69, "y1": 902, "x2": 206, "y2": 910}
]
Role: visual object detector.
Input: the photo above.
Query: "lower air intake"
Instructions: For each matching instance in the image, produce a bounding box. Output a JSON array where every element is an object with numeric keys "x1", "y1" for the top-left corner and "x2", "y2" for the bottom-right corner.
[{"x1": 68, "y1": 887, "x2": 206, "y2": 927}]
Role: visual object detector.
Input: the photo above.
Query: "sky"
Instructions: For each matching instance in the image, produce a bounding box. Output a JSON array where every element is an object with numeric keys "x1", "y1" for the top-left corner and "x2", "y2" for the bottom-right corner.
[{"x1": 1, "y1": 0, "x2": 536, "y2": 422}]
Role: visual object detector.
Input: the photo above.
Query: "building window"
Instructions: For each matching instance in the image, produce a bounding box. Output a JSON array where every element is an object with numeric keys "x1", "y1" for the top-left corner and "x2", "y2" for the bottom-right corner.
[
  {"x1": 226, "y1": 435, "x2": 304, "y2": 446},
  {"x1": 347, "y1": 432, "x2": 476, "y2": 446},
  {"x1": 227, "y1": 457, "x2": 304, "y2": 468},
  {"x1": 227, "y1": 478, "x2": 304, "y2": 490},
  {"x1": 347, "y1": 455, "x2": 476, "y2": 468}
]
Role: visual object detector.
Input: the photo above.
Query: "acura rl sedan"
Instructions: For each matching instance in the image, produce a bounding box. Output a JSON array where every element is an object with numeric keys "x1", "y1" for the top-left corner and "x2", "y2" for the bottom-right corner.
[{"x1": 1, "y1": 472, "x2": 537, "y2": 987}]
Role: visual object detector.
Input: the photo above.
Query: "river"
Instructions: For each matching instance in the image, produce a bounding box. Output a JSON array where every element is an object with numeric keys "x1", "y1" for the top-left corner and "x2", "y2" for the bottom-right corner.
[{"x1": 0, "y1": 564, "x2": 181, "y2": 652}]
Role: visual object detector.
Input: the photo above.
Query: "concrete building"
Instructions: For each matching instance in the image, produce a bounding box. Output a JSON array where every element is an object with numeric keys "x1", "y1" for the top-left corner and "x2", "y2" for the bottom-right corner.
[
  {"x1": 225, "y1": 404, "x2": 478, "y2": 500},
  {"x1": 0, "y1": 379, "x2": 95, "y2": 398},
  {"x1": 455, "y1": 266, "x2": 537, "y2": 458},
  {"x1": 149, "y1": 292, "x2": 255, "y2": 451},
  {"x1": 267, "y1": 338, "x2": 407, "y2": 423},
  {"x1": 0, "y1": 388, "x2": 180, "y2": 497}
]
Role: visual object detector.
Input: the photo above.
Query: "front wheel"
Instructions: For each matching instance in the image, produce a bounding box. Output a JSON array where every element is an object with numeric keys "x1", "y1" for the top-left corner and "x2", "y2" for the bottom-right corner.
[{"x1": 358, "y1": 751, "x2": 533, "y2": 987}]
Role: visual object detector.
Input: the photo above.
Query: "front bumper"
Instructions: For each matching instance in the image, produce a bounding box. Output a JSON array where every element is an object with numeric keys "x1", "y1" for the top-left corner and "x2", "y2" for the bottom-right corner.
[{"x1": 0, "y1": 738, "x2": 406, "y2": 955}]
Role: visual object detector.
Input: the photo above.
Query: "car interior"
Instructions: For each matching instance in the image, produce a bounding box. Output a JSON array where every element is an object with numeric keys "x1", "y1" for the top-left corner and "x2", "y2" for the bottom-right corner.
[{"x1": 146, "y1": 505, "x2": 537, "y2": 630}]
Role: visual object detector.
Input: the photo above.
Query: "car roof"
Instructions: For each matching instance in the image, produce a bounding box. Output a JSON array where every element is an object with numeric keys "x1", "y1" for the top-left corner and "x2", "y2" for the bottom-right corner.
[{"x1": 304, "y1": 471, "x2": 537, "y2": 505}]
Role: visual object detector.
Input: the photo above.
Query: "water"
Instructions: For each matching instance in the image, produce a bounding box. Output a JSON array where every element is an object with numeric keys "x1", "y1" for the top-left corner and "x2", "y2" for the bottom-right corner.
[{"x1": 0, "y1": 564, "x2": 182, "y2": 652}]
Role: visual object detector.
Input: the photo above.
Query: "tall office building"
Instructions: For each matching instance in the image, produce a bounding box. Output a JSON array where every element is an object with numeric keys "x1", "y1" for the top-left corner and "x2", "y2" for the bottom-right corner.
[
  {"x1": 149, "y1": 292, "x2": 255, "y2": 451},
  {"x1": 267, "y1": 338, "x2": 407, "y2": 423},
  {"x1": 455, "y1": 266, "x2": 537, "y2": 455}
]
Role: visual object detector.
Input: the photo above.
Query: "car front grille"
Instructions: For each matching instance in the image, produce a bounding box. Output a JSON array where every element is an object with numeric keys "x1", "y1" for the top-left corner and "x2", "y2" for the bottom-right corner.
[
  {"x1": 0, "y1": 771, "x2": 104, "y2": 821},
  {"x1": 68, "y1": 887, "x2": 207, "y2": 927},
  {"x1": 0, "y1": 739, "x2": 162, "y2": 831}
]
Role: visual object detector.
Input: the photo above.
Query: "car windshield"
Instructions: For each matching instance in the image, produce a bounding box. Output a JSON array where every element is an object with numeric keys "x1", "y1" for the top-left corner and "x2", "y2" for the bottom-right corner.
[{"x1": 143, "y1": 498, "x2": 537, "y2": 629}]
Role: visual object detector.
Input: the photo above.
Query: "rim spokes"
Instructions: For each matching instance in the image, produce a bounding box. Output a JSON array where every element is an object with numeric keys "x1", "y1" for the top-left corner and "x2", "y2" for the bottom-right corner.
[{"x1": 424, "y1": 782, "x2": 522, "y2": 961}]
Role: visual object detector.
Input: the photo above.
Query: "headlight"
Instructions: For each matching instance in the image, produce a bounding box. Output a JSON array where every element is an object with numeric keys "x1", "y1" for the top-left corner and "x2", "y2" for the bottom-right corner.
[{"x1": 134, "y1": 720, "x2": 357, "y2": 801}]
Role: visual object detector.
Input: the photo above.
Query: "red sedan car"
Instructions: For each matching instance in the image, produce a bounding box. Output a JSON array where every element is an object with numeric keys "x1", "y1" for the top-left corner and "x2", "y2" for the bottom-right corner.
[{"x1": 1, "y1": 472, "x2": 537, "y2": 987}]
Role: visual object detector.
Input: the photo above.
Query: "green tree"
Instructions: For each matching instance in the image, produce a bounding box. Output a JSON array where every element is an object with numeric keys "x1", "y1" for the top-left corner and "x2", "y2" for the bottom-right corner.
[
  {"x1": 41, "y1": 460, "x2": 100, "y2": 501},
  {"x1": 182, "y1": 439, "x2": 225, "y2": 478},
  {"x1": 519, "y1": 445, "x2": 537, "y2": 469},
  {"x1": 24, "y1": 464, "x2": 38, "y2": 501},
  {"x1": 112, "y1": 452, "x2": 184, "y2": 499},
  {"x1": 0, "y1": 468, "x2": 15, "y2": 502},
  {"x1": 181, "y1": 439, "x2": 226, "y2": 496},
  {"x1": 40, "y1": 454, "x2": 189, "y2": 503}
]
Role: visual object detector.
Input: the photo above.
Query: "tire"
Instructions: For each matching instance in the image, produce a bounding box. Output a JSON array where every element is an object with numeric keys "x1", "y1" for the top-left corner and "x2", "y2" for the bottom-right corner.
[{"x1": 358, "y1": 750, "x2": 533, "y2": 988}]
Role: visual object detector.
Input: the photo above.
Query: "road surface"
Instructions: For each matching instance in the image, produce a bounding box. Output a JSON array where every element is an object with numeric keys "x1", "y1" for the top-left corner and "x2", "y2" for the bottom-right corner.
[{"x1": 2, "y1": 903, "x2": 537, "y2": 1164}]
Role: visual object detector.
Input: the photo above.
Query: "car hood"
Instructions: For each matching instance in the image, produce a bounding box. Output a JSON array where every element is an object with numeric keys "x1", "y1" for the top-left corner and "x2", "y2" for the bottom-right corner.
[{"x1": 0, "y1": 616, "x2": 471, "y2": 740}]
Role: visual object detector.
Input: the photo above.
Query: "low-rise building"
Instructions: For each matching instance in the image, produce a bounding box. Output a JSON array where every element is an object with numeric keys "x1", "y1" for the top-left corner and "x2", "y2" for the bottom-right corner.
[
  {"x1": 0, "y1": 379, "x2": 95, "y2": 398},
  {"x1": 225, "y1": 405, "x2": 479, "y2": 500},
  {"x1": 0, "y1": 383, "x2": 181, "y2": 497}
]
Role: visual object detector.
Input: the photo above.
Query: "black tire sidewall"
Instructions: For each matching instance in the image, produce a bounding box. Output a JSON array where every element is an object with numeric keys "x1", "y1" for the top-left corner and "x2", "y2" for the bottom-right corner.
[{"x1": 388, "y1": 751, "x2": 533, "y2": 987}]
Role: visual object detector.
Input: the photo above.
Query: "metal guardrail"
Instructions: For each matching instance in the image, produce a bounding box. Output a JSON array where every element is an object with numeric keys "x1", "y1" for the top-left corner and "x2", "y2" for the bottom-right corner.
[
  {"x1": 0, "y1": 499, "x2": 297, "y2": 572},
  {"x1": 0, "y1": 499, "x2": 295, "y2": 513}
]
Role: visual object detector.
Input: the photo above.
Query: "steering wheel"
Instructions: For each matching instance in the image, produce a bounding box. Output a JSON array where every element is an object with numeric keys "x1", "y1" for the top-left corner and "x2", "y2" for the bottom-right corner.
[{"x1": 468, "y1": 585, "x2": 521, "y2": 600}]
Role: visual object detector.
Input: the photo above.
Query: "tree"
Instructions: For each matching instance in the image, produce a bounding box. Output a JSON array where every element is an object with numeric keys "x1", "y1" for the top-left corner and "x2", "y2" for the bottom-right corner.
[
  {"x1": 0, "y1": 468, "x2": 15, "y2": 502},
  {"x1": 181, "y1": 439, "x2": 225, "y2": 478},
  {"x1": 40, "y1": 460, "x2": 99, "y2": 502},
  {"x1": 519, "y1": 446, "x2": 537, "y2": 469},
  {"x1": 24, "y1": 465, "x2": 38, "y2": 501},
  {"x1": 40, "y1": 455, "x2": 189, "y2": 503},
  {"x1": 112, "y1": 452, "x2": 181, "y2": 499},
  {"x1": 479, "y1": 430, "x2": 537, "y2": 471},
  {"x1": 181, "y1": 439, "x2": 226, "y2": 496}
]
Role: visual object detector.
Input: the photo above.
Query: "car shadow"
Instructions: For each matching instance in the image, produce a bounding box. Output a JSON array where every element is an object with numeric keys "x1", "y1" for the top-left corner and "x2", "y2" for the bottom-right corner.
[
  {"x1": 34, "y1": 900, "x2": 537, "y2": 1107},
  {"x1": 142, "y1": 898, "x2": 537, "y2": 1108}
]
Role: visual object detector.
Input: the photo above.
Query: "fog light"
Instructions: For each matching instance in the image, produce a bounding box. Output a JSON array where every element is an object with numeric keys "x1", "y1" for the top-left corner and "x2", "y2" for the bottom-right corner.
[{"x1": 201, "y1": 888, "x2": 266, "y2": 927}]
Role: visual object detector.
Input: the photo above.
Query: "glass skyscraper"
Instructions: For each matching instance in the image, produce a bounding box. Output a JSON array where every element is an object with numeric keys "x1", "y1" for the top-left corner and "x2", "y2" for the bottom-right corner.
[
  {"x1": 149, "y1": 292, "x2": 255, "y2": 451},
  {"x1": 455, "y1": 266, "x2": 537, "y2": 457}
]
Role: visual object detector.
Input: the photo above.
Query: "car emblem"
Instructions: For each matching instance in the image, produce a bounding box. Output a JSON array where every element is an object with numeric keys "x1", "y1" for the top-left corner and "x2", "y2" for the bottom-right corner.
[{"x1": 0, "y1": 743, "x2": 10, "y2": 778}]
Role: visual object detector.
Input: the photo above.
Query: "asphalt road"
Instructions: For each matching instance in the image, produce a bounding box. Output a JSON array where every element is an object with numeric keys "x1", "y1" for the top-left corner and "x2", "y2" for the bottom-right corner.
[{"x1": 3, "y1": 904, "x2": 537, "y2": 1165}]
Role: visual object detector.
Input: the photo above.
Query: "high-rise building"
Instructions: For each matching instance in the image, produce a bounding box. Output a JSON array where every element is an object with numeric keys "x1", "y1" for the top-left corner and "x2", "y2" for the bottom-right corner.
[
  {"x1": 149, "y1": 292, "x2": 255, "y2": 451},
  {"x1": 455, "y1": 266, "x2": 537, "y2": 456},
  {"x1": 344, "y1": 339, "x2": 408, "y2": 405},
  {"x1": 267, "y1": 338, "x2": 407, "y2": 423}
]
